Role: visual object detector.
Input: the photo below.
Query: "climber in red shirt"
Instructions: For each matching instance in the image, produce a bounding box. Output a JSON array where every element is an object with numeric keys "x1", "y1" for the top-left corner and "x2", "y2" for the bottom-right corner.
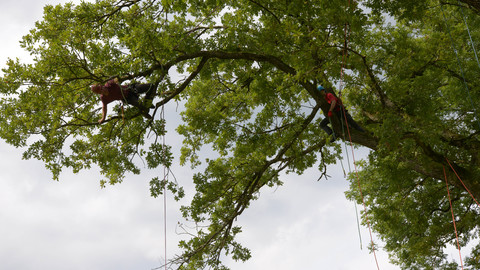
[
  {"x1": 317, "y1": 85, "x2": 364, "y2": 142},
  {"x1": 91, "y1": 78, "x2": 156, "y2": 124}
]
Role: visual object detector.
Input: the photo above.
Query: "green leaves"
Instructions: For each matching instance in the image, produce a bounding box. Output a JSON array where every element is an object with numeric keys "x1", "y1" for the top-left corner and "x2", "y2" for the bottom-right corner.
[{"x1": 2, "y1": 0, "x2": 480, "y2": 269}]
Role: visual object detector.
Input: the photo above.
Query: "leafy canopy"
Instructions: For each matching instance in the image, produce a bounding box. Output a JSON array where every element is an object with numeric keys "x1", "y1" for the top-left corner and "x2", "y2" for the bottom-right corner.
[{"x1": 1, "y1": 0, "x2": 480, "y2": 269}]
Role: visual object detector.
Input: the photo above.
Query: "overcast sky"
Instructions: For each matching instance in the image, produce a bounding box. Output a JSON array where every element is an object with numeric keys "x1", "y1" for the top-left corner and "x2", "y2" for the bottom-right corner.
[{"x1": 0, "y1": 1, "x2": 403, "y2": 269}]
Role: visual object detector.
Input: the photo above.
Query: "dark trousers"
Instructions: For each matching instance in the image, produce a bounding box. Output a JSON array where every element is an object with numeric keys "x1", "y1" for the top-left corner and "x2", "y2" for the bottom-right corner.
[
  {"x1": 125, "y1": 83, "x2": 157, "y2": 107},
  {"x1": 320, "y1": 108, "x2": 364, "y2": 136}
]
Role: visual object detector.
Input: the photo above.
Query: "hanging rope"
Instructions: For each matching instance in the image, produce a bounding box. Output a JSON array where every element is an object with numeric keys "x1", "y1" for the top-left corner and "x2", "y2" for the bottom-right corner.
[
  {"x1": 458, "y1": 0, "x2": 480, "y2": 73},
  {"x1": 336, "y1": 102, "x2": 363, "y2": 250},
  {"x1": 440, "y1": 3, "x2": 480, "y2": 132},
  {"x1": 443, "y1": 166, "x2": 464, "y2": 270},
  {"x1": 333, "y1": 1, "x2": 379, "y2": 265},
  {"x1": 336, "y1": 0, "x2": 364, "y2": 250},
  {"x1": 338, "y1": 0, "x2": 352, "y2": 98},
  {"x1": 341, "y1": 124, "x2": 363, "y2": 250},
  {"x1": 445, "y1": 157, "x2": 480, "y2": 207},
  {"x1": 341, "y1": 101, "x2": 380, "y2": 269},
  {"x1": 160, "y1": 95, "x2": 168, "y2": 270}
]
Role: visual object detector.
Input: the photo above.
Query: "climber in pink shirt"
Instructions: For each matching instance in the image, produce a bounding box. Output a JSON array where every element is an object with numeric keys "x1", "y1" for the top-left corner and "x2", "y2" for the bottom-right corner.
[{"x1": 91, "y1": 78, "x2": 156, "y2": 124}]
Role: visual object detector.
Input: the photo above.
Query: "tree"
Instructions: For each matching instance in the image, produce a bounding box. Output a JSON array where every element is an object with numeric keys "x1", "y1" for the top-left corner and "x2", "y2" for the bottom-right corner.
[{"x1": 0, "y1": 0, "x2": 479, "y2": 269}]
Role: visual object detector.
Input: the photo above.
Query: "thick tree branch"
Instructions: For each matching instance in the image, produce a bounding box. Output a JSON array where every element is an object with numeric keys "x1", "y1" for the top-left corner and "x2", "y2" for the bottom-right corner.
[{"x1": 405, "y1": 133, "x2": 480, "y2": 198}]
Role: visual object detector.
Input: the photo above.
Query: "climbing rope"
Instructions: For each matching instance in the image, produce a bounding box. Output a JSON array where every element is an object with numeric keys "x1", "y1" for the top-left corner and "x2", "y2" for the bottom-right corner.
[
  {"x1": 440, "y1": 3, "x2": 480, "y2": 132},
  {"x1": 340, "y1": 102, "x2": 380, "y2": 269},
  {"x1": 445, "y1": 157, "x2": 480, "y2": 207},
  {"x1": 443, "y1": 166, "x2": 464, "y2": 270},
  {"x1": 458, "y1": 0, "x2": 480, "y2": 73},
  {"x1": 151, "y1": 86, "x2": 169, "y2": 270},
  {"x1": 338, "y1": 0, "x2": 352, "y2": 97},
  {"x1": 160, "y1": 92, "x2": 168, "y2": 270},
  {"x1": 338, "y1": 0, "x2": 351, "y2": 98},
  {"x1": 333, "y1": 0, "x2": 371, "y2": 258},
  {"x1": 337, "y1": 0, "x2": 369, "y2": 255},
  {"x1": 328, "y1": 101, "x2": 364, "y2": 250},
  {"x1": 437, "y1": 6, "x2": 480, "y2": 267},
  {"x1": 338, "y1": 113, "x2": 363, "y2": 250},
  {"x1": 334, "y1": 0, "x2": 379, "y2": 266}
]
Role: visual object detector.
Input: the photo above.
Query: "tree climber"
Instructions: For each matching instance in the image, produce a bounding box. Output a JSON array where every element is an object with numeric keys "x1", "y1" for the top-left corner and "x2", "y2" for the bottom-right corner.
[
  {"x1": 317, "y1": 85, "x2": 364, "y2": 142},
  {"x1": 91, "y1": 78, "x2": 156, "y2": 124}
]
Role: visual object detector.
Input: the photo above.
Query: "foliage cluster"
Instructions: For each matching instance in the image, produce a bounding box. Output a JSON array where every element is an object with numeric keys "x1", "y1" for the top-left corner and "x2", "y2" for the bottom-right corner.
[{"x1": 1, "y1": 0, "x2": 480, "y2": 269}]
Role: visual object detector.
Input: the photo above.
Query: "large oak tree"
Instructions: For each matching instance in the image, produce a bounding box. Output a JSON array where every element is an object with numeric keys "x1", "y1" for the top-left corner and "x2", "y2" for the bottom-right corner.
[{"x1": 1, "y1": 0, "x2": 479, "y2": 269}]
